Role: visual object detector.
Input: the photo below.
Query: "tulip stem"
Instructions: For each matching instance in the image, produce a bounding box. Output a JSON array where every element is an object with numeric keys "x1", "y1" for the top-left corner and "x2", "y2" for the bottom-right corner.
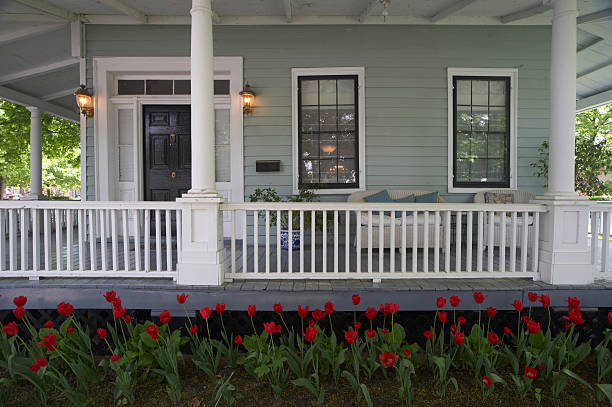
[{"x1": 251, "y1": 316, "x2": 257, "y2": 335}]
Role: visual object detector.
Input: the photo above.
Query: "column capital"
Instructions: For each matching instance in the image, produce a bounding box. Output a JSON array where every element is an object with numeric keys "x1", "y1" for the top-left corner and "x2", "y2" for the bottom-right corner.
[
  {"x1": 191, "y1": 0, "x2": 212, "y2": 15},
  {"x1": 26, "y1": 106, "x2": 40, "y2": 115},
  {"x1": 549, "y1": 0, "x2": 578, "y2": 18}
]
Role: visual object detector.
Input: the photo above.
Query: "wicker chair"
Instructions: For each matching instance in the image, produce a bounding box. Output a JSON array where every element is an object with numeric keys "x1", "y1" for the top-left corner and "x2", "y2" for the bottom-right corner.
[{"x1": 473, "y1": 189, "x2": 536, "y2": 247}]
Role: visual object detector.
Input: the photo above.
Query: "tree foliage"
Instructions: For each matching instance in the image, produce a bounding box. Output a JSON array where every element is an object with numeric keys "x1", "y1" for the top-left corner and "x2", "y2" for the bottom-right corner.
[
  {"x1": 531, "y1": 104, "x2": 612, "y2": 197},
  {"x1": 0, "y1": 99, "x2": 80, "y2": 196}
]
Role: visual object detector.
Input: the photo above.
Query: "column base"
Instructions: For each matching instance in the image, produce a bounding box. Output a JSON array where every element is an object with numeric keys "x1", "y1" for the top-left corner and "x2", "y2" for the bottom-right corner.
[
  {"x1": 177, "y1": 258, "x2": 225, "y2": 286},
  {"x1": 24, "y1": 194, "x2": 46, "y2": 201},
  {"x1": 536, "y1": 197, "x2": 595, "y2": 285}
]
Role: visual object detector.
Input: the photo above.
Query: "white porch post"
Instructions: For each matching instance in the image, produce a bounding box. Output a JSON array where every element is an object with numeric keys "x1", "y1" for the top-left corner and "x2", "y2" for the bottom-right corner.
[
  {"x1": 26, "y1": 107, "x2": 43, "y2": 200},
  {"x1": 537, "y1": 0, "x2": 594, "y2": 285},
  {"x1": 176, "y1": 0, "x2": 225, "y2": 285}
]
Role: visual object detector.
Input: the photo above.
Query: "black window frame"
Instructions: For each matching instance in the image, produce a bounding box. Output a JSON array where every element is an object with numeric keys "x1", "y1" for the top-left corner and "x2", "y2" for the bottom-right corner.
[
  {"x1": 452, "y1": 75, "x2": 511, "y2": 189},
  {"x1": 297, "y1": 74, "x2": 360, "y2": 190}
]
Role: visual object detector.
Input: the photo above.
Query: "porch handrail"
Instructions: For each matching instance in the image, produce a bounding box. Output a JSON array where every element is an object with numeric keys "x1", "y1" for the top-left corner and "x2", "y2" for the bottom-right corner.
[
  {"x1": 0, "y1": 201, "x2": 183, "y2": 210},
  {"x1": 221, "y1": 202, "x2": 548, "y2": 212}
]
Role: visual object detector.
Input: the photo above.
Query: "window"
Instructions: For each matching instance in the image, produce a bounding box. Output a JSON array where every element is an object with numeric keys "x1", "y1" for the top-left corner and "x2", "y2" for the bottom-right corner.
[
  {"x1": 292, "y1": 68, "x2": 365, "y2": 194},
  {"x1": 116, "y1": 79, "x2": 230, "y2": 96},
  {"x1": 447, "y1": 68, "x2": 517, "y2": 192}
]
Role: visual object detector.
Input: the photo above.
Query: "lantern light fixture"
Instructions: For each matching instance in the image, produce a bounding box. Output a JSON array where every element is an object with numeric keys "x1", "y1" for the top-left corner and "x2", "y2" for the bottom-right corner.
[
  {"x1": 74, "y1": 84, "x2": 94, "y2": 117},
  {"x1": 239, "y1": 83, "x2": 255, "y2": 114}
]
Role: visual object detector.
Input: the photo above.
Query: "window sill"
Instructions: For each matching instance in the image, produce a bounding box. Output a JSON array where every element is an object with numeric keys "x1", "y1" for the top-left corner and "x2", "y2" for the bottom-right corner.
[
  {"x1": 448, "y1": 186, "x2": 513, "y2": 194},
  {"x1": 293, "y1": 187, "x2": 365, "y2": 195}
]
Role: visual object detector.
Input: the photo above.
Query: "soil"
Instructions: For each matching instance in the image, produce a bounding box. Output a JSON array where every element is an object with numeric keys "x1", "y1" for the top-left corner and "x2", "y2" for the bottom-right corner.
[{"x1": 3, "y1": 355, "x2": 607, "y2": 407}]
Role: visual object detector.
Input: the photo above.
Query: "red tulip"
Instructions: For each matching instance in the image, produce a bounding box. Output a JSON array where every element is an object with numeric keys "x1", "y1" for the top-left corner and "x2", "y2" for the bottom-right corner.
[
  {"x1": 528, "y1": 292, "x2": 539, "y2": 302},
  {"x1": 176, "y1": 293, "x2": 188, "y2": 304},
  {"x1": 526, "y1": 320, "x2": 541, "y2": 334},
  {"x1": 308, "y1": 320, "x2": 315, "y2": 327},
  {"x1": 216, "y1": 303, "x2": 226, "y2": 314},
  {"x1": 457, "y1": 316, "x2": 467, "y2": 325},
  {"x1": 124, "y1": 315, "x2": 132, "y2": 323},
  {"x1": 303, "y1": 326, "x2": 317, "y2": 342},
  {"x1": 234, "y1": 335, "x2": 243, "y2": 345},
  {"x1": 364, "y1": 307, "x2": 378, "y2": 320},
  {"x1": 539, "y1": 294, "x2": 550, "y2": 308},
  {"x1": 436, "y1": 297, "x2": 446, "y2": 308},
  {"x1": 567, "y1": 297, "x2": 581, "y2": 312},
  {"x1": 57, "y1": 302, "x2": 74, "y2": 316},
  {"x1": 366, "y1": 329, "x2": 375, "y2": 338},
  {"x1": 538, "y1": 364, "x2": 546, "y2": 371},
  {"x1": 312, "y1": 308, "x2": 325, "y2": 321},
  {"x1": 379, "y1": 352, "x2": 395, "y2": 367},
  {"x1": 111, "y1": 354, "x2": 120, "y2": 362},
  {"x1": 512, "y1": 300, "x2": 523, "y2": 312},
  {"x1": 29, "y1": 363, "x2": 40, "y2": 372},
  {"x1": 13, "y1": 296, "x2": 27, "y2": 307},
  {"x1": 103, "y1": 291, "x2": 116, "y2": 302},
  {"x1": 344, "y1": 329, "x2": 358, "y2": 345},
  {"x1": 453, "y1": 331, "x2": 465, "y2": 345},
  {"x1": 113, "y1": 306, "x2": 126, "y2": 320},
  {"x1": 248, "y1": 304, "x2": 256, "y2": 317},
  {"x1": 37, "y1": 333, "x2": 57, "y2": 351},
  {"x1": 263, "y1": 321, "x2": 281, "y2": 334},
  {"x1": 43, "y1": 321, "x2": 54, "y2": 329},
  {"x1": 522, "y1": 315, "x2": 531, "y2": 324},
  {"x1": 2, "y1": 322, "x2": 18, "y2": 336},
  {"x1": 608, "y1": 311, "x2": 612, "y2": 326},
  {"x1": 563, "y1": 310, "x2": 584, "y2": 325},
  {"x1": 424, "y1": 330, "x2": 434, "y2": 339},
  {"x1": 146, "y1": 324, "x2": 159, "y2": 340},
  {"x1": 111, "y1": 297, "x2": 122, "y2": 309},
  {"x1": 159, "y1": 310, "x2": 171, "y2": 324},
  {"x1": 450, "y1": 324, "x2": 457, "y2": 333},
  {"x1": 486, "y1": 307, "x2": 497, "y2": 317},
  {"x1": 189, "y1": 325, "x2": 198, "y2": 334},
  {"x1": 564, "y1": 322, "x2": 572, "y2": 329},
  {"x1": 297, "y1": 305, "x2": 309, "y2": 318},
  {"x1": 354, "y1": 322, "x2": 361, "y2": 330},
  {"x1": 450, "y1": 295, "x2": 461, "y2": 307},
  {"x1": 324, "y1": 301, "x2": 336, "y2": 316},
  {"x1": 524, "y1": 366, "x2": 537, "y2": 379},
  {"x1": 352, "y1": 294, "x2": 360, "y2": 306},
  {"x1": 273, "y1": 303, "x2": 283, "y2": 314},
  {"x1": 383, "y1": 328, "x2": 390, "y2": 334},
  {"x1": 482, "y1": 376, "x2": 492, "y2": 386},
  {"x1": 488, "y1": 332, "x2": 499, "y2": 345},
  {"x1": 504, "y1": 326, "x2": 512, "y2": 335},
  {"x1": 199, "y1": 307, "x2": 212, "y2": 320},
  {"x1": 67, "y1": 326, "x2": 74, "y2": 333},
  {"x1": 403, "y1": 348, "x2": 411, "y2": 357},
  {"x1": 437, "y1": 311, "x2": 447, "y2": 324},
  {"x1": 97, "y1": 328, "x2": 108, "y2": 339},
  {"x1": 380, "y1": 303, "x2": 399, "y2": 314},
  {"x1": 12, "y1": 307, "x2": 25, "y2": 319},
  {"x1": 36, "y1": 357, "x2": 48, "y2": 367},
  {"x1": 473, "y1": 292, "x2": 487, "y2": 304}
]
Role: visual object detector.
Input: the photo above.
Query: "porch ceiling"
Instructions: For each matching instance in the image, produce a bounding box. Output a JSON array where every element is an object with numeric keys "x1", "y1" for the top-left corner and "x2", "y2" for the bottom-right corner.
[{"x1": 1, "y1": 0, "x2": 611, "y2": 120}]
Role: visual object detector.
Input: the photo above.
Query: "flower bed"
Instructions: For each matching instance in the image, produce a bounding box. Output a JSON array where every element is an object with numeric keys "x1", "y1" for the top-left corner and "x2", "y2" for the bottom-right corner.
[{"x1": 1, "y1": 292, "x2": 611, "y2": 406}]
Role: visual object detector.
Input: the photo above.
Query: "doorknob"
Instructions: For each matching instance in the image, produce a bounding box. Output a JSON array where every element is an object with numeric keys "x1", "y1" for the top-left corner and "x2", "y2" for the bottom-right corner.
[
  {"x1": 170, "y1": 133, "x2": 176, "y2": 143},
  {"x1": 171, "y1": 171, "x2": 176, "y2": 179}
]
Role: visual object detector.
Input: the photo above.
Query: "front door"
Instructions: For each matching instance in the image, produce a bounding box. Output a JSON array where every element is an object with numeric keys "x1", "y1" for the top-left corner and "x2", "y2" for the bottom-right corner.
[{"x1": 143, "y1": 105, "x2": 191, "y2": 201}]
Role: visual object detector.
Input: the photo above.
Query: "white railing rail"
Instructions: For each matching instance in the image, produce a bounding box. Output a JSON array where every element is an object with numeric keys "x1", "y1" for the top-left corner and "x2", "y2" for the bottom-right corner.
[
  {"x1": 589, "y1": 202, "x2": 612, "y2": 277},
  {"x1": 221, "y1": 202, "x2": 546, "y2": 281},
  {"x1": 0, "y1": 201, "x2": 182, "y2": 279}
]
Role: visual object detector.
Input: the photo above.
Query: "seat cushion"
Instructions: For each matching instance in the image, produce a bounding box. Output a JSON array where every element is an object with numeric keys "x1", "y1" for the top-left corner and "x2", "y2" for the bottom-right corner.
[
  {"x1": 484, "y1": 192, "x2": 514, "y2": 204},
  {"x1": 364, "y1": 189, "x2": 393, "y2": 203},
  {"x1": 393, "y1": 194, "x2": 415, "y2": 217},
  {"x1": 360, "y1": 212, "x2": 440, "y2": 226}
]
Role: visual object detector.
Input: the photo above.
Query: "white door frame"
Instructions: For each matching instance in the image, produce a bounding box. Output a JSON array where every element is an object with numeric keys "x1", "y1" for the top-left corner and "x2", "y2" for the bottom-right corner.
[{"x1": 93, "y1": 56, "x2": 244, "y2": 206}]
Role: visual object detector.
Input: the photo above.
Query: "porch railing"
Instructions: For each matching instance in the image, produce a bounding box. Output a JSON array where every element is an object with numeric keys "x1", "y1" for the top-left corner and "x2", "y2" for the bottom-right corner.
[
  {"x1": 589, "y1": 202, "x2": 612, "y2": 277},
  {"x1": 221, "y1": 202, "x2": 546, "y2": 281},
  {"x1": 0, "y1": 201, "x2": 181, "y2": 279}
]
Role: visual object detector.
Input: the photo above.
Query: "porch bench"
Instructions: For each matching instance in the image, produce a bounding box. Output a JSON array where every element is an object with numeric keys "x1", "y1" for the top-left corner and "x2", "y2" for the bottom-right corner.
[{"x1": 347, "y1": 190, "x2": 446, "y2": 249}]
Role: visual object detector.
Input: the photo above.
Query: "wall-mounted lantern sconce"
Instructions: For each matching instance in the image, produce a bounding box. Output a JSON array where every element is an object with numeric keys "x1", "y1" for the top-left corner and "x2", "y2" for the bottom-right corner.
[
  {"x1": 74, "y1": 84, "x2": 94, "y2": 117},
  {"x1": 239, "y1": 83, "x2": 255, "y2": 114}
]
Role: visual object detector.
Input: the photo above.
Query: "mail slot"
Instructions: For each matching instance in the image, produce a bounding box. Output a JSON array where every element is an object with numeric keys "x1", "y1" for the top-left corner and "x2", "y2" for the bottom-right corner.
[{"x1": 256, "y1": 160, "x2": 281, "y2": 172}]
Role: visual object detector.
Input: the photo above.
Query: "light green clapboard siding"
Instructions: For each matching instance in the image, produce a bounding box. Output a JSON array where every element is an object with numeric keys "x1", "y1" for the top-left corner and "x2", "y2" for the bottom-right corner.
[{"x1": 85, "y1": 24, "x2": 551, "y2": 203}]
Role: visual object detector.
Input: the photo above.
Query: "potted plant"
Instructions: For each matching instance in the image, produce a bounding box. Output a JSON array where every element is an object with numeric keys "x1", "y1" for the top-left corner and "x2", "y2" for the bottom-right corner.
[{"x1": 248, "y1": 185, "x2": 328, "y2": 250}]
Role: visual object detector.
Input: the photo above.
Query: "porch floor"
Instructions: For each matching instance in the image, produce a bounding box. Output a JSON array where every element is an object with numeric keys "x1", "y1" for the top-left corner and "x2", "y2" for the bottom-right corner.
[{"x1": 1, "y1": 277, "x2": 610, "y2": 312}]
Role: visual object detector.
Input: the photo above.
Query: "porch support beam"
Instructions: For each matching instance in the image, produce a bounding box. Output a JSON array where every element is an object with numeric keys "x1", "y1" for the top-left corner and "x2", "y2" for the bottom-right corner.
[
  {"x1": 576, "y1": 58, "x2": 612, "y2": 79},
  {"x1": 0, "y1": 85, "x2": 79, "y2": 122},
  {"x1": 282, "y1": 0, "x2": 293, "y2": 23},
  {"x1": 576, "y1": 87, "x2": 612, "y2": 112},
  {"x1": 97, "y1": 0, "x2": 147, "y2": 23},
  {"x1": 25, "y1": 107, "x2": 43, "y2": 200},
  {"x1": 577, "y1": 7, "x2": 612, "y2": 25},
  {"x1": 577, "y1": 37, "x2": 603, "y2": 53},
  {"x1": 0, "y1": 59, "x2": 79, "y2": 85},
  {"x1": 176, "y1": 0, "x2": 225, "y2": 286},
  {"x1": 430, "y1": 0, "x2": 478, "y2": 23},
  {"x1": 0, "y1": 23, "x2": 64, "y2": 46},
  {"x1": 537, "y1": 0, "x2": 594, "y2": 286},
  {"x1": 13, "y1": 0, "x2": 78, "y2": 21},
  {"x1": 41, "y1": 88, "x2": 76, "y2": 101},
  {"x1": 500, "y1": 2, "x2": 552, "y2": 24}
]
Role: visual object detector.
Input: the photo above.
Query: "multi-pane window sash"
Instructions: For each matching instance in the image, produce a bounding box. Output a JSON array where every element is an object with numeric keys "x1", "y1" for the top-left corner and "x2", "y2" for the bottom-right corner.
[{"x1": 297, "y1": 75, "x2": 360, "y2": 190}]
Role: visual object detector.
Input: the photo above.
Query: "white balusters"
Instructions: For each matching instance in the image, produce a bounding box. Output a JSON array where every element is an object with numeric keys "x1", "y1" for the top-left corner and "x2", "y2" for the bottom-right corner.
[
  {"x1": 55, "y1": 209, "x2": 62, "y2": 271},
  {"x1": 301, "y1": 210, "x2": 305, "y2": 274},
  {"x1": 412, "y1": 211, "x2": 418, "y2": 272},
  {"x1": 20, "y1": 209, "x2": 27, "y2": 271},
  {"x1": 311, "y1": 210, "x2": 316, "y2": 273},
  {"x1": 155, "y1": 210, "x2": 162, "y2": 272},
  {"x1": 510, "y1": 212, "x2": 517, "y2": 272},
  {"x1": 253, "y1": 210, "x2": 258, "y2": 274},
  {"x1": 288, "y1": 210, "x2": 292, "y2": 274},
  {"x1": 334, "y1": 210, "x2": 338, "y2": 273},
  {"x1": 455, "y1": 211, "x2": 462, "y2": 273},
  {"x1": 476, "y1": 211, "x2": 483, "y2": 272},
  {"x1": 165, "y1": 210, "x2": 172, "y2": 271},
  {"x1": 521, "y1": 211, "x2": 529, "y2": 272},
  {"x1": 423, "y1": 211, "x2": 429, "y2": 273},
  {"x1": 499, "y1": 212, "x2": 506, "y2": 273},
  {"x1": 123, "y1": 209, "x2": 130, "y2": 271},
  {"x1": 466, "y1": 211, "x2": 472, "y2": 272},
  {"x1": 133, "y1": 210, "x2": 140, "y2": 272},
  {"x1": 111, "y1": 209, "x2": 118, "y2": 271},
  {"x1": 0, "y1": 210, "x2": 5, "y2": 271},
  {"x1": 400, "y1": 211, "x2": 406, "y2": 272},
  {"x1": 444, "y1": 211, "x2": 451, "y2": 272},
  {"x1": 265, "y1": 210, "x2": 270, "y2": 274},
  {"x1": 143, "y1": 209, "x2": 150, "y2": 272}
]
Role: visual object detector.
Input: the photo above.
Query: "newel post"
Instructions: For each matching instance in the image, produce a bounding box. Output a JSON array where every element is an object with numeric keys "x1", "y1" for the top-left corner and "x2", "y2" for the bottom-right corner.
[
  {"x1": 176, "y1": 0, "x2": 225, "y2": 286},
  {"x1": 537, "y1": 0, "x2": 594, "y2": 285}
]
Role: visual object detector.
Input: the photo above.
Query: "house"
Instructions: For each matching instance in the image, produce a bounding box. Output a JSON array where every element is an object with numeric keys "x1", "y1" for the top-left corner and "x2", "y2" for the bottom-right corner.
[{"x1": 0, "y1": 0, "x2": 611, "y2": 312}]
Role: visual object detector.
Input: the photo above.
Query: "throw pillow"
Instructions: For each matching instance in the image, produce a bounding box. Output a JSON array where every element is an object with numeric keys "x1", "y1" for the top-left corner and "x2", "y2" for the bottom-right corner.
[
  {"x1": 415, "y1": 191, "x2": 439, "y2": 203},
  {"x1": 364, "y1": 189, "x2": 393, "y2": 203},
  {"x1": 393, "y1": 194, "x2": 415, "y2": 218}
]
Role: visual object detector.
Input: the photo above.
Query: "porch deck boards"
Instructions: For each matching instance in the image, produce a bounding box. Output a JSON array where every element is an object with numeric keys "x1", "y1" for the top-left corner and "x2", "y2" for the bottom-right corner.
[{"x1": 1, "y1": 277, "x2": 610, "y2": 312}]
